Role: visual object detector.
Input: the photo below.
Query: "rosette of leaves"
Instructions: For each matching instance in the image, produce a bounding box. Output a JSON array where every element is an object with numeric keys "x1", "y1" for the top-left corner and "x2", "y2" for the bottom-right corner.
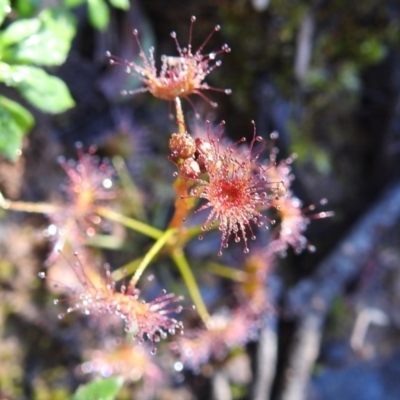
[{"x1": 0, "y1": 1, "x2": 76, "y2": 160}]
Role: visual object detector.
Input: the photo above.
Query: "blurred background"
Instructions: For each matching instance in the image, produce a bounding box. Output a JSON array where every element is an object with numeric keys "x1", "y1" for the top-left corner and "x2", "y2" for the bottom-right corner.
[{"x1": 1, "y1": 0, "x2": 400, "y2": 399}]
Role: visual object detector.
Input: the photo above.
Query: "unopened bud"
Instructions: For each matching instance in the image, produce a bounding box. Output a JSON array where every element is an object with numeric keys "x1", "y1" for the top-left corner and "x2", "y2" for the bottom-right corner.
[
  {"x1": 169, "y1": 133, "x2": 196, "y2": 159},
  {"x1": 180, "y1": 158, "x2": 201, "y2": 179},
  {"x1": 277, "y1": 181, "x2": 286, "y2": 197},
  {"x1": 195, "y1": 138, "x2": 215, "y2": 165}
]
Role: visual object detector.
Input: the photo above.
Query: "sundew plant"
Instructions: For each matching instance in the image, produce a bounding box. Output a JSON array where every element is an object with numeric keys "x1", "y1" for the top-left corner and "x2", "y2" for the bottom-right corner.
[{"x1": 0, "y1": 4, "x2": 337, "y2": 400}]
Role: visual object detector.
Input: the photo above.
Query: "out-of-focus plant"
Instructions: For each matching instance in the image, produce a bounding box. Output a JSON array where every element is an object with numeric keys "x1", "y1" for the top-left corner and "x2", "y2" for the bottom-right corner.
[
  {"x1": 64, "y1": 0, "x2": 129, "y2": 31},
  {"x1": 72, "y1": 376, "x2": 124, "y2": 400},
  {"x1": 0, "y1": 0, "x2": 131, "y2": 161},
  {"x1": 0, "y1": 1, "x2": 75, "y2": 160}
]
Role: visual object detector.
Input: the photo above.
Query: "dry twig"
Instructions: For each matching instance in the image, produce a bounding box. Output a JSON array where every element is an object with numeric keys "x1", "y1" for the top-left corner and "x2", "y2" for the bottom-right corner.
[{"x1": 279, "y1": 182, "x2": 400, "y2": 400}]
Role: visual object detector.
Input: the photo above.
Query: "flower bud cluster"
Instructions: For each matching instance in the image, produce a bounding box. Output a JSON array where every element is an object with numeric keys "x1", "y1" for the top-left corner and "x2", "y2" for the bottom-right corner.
[{"x1": 175, "y1": 121, "x2": 285, "y2": 255}]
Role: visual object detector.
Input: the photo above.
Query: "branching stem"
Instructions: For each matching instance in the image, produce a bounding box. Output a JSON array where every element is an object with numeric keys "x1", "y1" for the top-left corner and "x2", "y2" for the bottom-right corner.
[
  {"x1": 0, "y1": 192, "x2": 61, "y2": 214},
  {"x1": 172, "y1": 249, "x2": 211, "y2": 327},
  {"x1": 96, "y1": 206, "x2": 162, "y2": 240},
  {"x1": 129, "y1": 228, "x2": 177, "y2": 288}
]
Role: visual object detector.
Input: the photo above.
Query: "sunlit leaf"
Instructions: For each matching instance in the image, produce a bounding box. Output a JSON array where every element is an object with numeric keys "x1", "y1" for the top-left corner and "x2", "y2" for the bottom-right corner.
[
  {"x1": 72, "y1": 377, "x2": 124, "y2": 400},
  {"x1": 0, "y1": 19, "x2": 40, "y2": 48},
  {"x1": 109, "y1": 0, "x2": 130, "y2": 11},
  {"x1": 1, "y1": 8, "x2": 76, "y2": 66},
  {"x1": 87, "y1": 0, "x2": 109, "y2": 31},
  {"x1": 0, "y1": 95, "x2": 34, "y2": 160},
  {"x1": 64, "y1": 0, "x2": 85, "y2": 7},
  {"x1": 0, "y1": 63, "x2": 75, "y2": 113},
  {"x1": 14, "y1": 0, "x2": 40, "y2": 17},
  {"x1": 0, "y1": 0, "x2": 11, "y2": 26}
]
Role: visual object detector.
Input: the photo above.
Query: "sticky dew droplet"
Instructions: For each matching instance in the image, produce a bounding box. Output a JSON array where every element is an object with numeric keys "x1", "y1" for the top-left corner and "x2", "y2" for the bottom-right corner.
[
  {"x1": 270, "y1": 131, "x2": 279, "y2": 140},
  {"x1": 307, "y1": 244, "x2": 316, "y2": 252}
]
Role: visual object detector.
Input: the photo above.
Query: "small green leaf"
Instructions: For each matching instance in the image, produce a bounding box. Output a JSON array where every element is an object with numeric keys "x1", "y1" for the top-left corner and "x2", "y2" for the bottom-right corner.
[
  {"x1": 0, "y1": 95, "x2": 34, "y2": 160},
  {"x1": 0, "y1": 95, "x2": 33, "y2": 132},
  {"x1": 314, "y1": 147, "x2": 331, "y2": 174},
  {"x1": 64, "y1": 0, "x2": 85, "y2": 7},
  {"x1": 0, "y1": 63, "x2": 75, "y2": 113},
  {"x1": 109, "y1": 0, "x2": 130, "y2": 11},
  {"x1": 1, "y1": 8, "x2": 76, "y2": 66},
  {"x1": 360, "y1": 38, "x2": 386, "y2": 65},
  {"x1": 0, "y1": 19, "x2": 40, "y2": 49},
  {"x1": 17, "y1": 66, "x2": 75, "y2": 113},
  {"x1": 87, "y1": 0, "x2": 109, "y2": 31},
  {"x1": 14, "y1": 0, "x2": 40, "y2": 18},
  {"x1": 72, "y1": 377, "x2": 124, "y2": 400},
  {"x1": 0, "y1": 0, "x2": 11, "y2": 26}
]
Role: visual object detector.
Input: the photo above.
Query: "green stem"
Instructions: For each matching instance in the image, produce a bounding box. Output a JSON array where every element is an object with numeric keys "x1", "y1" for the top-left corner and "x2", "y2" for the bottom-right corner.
[
  {"x1": 96, "y1": 206, "x2": 162, "y2": 240},
  {"x1": 175, "y1": 97, "x2": 185, "y2": 133},
  {"x1": 172, "y1": 249, "x2": 211, "y2": 327},
  {"x1": 112, "y1": 156, "x2": 147, "y2": 220},
  {"x1": 207, "y1": 262, "x2": 247, "y2": 282},
  {"x1": 185, "y1": 225, "x2": 204, "y2": 240},
  {"x1": 129, "y1": 228, "x2": 177, "y2": 288},
  {"x1": 0, "y1": 192, "x2": 61, "y2": 214},
  {"x1": 85, "y1": 234, "x2": 126, "y2": 250},
  {"x1": 111, "y1": 257, "x2": 143, "y2": 282}
]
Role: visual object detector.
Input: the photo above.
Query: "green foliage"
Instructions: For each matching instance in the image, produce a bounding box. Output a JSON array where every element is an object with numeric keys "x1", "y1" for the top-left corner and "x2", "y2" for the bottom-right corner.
[
  {"x1": 0, "y1": 95, "x2": 34, "y2": 160},
  {"x1": 0, "y1": 0, "x2": 133, "y2": 160},
  {"x1": 0, "y1": 0, "x2": 131, "y2": 161},
  {"x1": 0, "y1": 8, "x2": 76, "y2": 66},
  {"x1": 0, "y1": 64, "x2": 74, "y2": 113},
  {"x1": 72, "y1": 377, "x2": 124, "y2": 400},
  {"x1": 0, "y1": 7, "x2": 75, "y2": 160},
  {"x1": 64, "y1": 0, "x2": 130, "y2": 31},
  {"x1": 0, "y1": 0, "x2": 11, "y2": 25},
  {"x1": 14, "y1": 0, "x2": 40, "y2": 17},
  {"x1": 108, "y1": 0, "x2": 130, "y2": 9},
  {"x1": 87, "y1": 0, "x2": 110, "y2": 31}
]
